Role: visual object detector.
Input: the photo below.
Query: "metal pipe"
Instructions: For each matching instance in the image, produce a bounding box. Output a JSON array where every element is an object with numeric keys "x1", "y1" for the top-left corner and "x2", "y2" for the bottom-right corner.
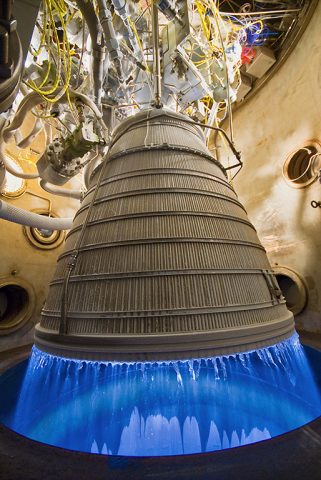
[
  {"x1": 2, "y1": 91, "x2": 44, "y2": 143},
  {"x1": 0, "y1": 199, "x2": 73, "y2": 230},
  {"x1": 83, "y1": 153, "x2": 102, "y2": 188},
  {"x1": 39, "y1": 180, "x2": 83, "y2": 200},
  {"x1": 69, "y1": 90, "x2": 104, "y2": 121},
  {"x1": 97, "y1": 0, "x2": 124, "y2": 82},
  {"x1": 212, "y1": 10, "x2": 234, "y2": 143},
  {"x1": 151, "y1": 1, "x2": 162, "y2": 108},
  {"x1": 75, "y1": 0, "x2": 105, "y2": 106},
  {"x1": 3, "y1": 90, "x2": 104, "y2": 143},
  {"x1": 111, "y1": 0, "x2": 142, "y2": 59},
  {"x1": 0, "y1": 143, "x2": 39, "y2": 179},
  {"x1": 17, "y1": 119, "x2": 43, "y2": 149},
  {"x1": 0, "y1": 0, "x2": 13, "y2": 21},
  {"x1": 0, "y1": 109, "x2": 40, "y2": 179},
  {"x1": 0, "y1": 89, "x2": 106, "y2": 181}
]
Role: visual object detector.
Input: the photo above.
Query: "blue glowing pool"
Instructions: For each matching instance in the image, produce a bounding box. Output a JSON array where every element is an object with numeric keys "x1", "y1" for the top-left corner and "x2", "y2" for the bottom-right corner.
[{"x1": 1, "y1": 334, "x2": 321, "y2": 456}]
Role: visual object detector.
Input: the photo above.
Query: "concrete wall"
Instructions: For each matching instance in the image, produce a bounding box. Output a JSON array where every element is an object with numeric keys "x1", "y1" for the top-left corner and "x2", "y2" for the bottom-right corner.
[
  {"x1": 216, "y1": 1, "x2": 321, "y2": 332},
  {"x1": 0, "y1": 115, "x2": 80, "y2": 352}
]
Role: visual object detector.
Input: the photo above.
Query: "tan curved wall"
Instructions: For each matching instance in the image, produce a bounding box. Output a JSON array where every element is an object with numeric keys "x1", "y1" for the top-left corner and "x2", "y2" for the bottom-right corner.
[
  {"x1": 216, "y1": 1, "x2": 321, "y2": 333},
  {"x1": 0, "y1": 114, "x2": 80, "y2": 352}
]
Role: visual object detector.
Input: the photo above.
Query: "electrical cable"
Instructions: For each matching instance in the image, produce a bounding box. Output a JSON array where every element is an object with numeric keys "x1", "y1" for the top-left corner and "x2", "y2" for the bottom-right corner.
[
  {"x1": 211, "y1": 1, "x2": 234, "y2": 142},
  {"x1": 220, "y1": 9, "x2": 301, "y2": 16}
]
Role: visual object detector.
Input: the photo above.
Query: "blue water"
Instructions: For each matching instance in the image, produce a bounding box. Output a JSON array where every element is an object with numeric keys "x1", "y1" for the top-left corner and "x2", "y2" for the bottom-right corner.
[{"x1": 1, "y1": 333, "x2": 321, "y2": 456}]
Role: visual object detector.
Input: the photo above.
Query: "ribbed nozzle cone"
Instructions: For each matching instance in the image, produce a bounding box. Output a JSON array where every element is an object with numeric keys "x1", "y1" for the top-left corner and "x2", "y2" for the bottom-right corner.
[{"x1": 35, "y1": 109, "x2": 294, "y2": 361}]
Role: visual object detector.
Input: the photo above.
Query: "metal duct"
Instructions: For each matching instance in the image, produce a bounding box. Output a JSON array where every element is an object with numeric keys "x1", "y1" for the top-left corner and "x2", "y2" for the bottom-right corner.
[{"x1": 35, "y1": 109, "x2": 295, "y2": 361}]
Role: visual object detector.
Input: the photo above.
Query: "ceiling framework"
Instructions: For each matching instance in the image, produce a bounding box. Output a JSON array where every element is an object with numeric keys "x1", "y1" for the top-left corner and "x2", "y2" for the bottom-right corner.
[{"x1": 0, "y1": 0, "x2": 317, "y2": 214}]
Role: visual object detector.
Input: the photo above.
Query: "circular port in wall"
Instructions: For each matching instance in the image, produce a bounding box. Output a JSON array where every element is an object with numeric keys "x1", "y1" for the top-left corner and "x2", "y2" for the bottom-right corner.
[
  {"x1": 23, "y1": 209, "x2": 65, "y2": 250},
  {"x1": 283, "y1": 140, "x2": 321, "y2": 189},
  {"x1": 273, "y1": 266, "x2": 307, "y2": 316},
  {"x1": 0, "y1": 156, "x2": 26, "y2": 198},
  {"x1": 0, "y1": 278, "x2": 35, "y2": 334}
]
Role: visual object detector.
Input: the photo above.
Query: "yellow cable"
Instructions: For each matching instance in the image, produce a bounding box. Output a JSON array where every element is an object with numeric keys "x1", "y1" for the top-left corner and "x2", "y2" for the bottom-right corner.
[
  {"x1": 195, "y1": 0, "x2": 211, "y2": 42},
  {"x1": 27, "y1": 0, "x2": 62, "y2": 97},
  {"x1": 26, "y1": 0, "x2": 77, "y2": 112},
  {"x1": 210, "y1": 0, "x2": 234, "y2": 142},
  {"x1": 38, "y1": 22, "x2": 53, "y2": 88},
  {"x1": 56, "y1": 2, "x2": 77, "y2": 119},
  {"x1": 128, "y1": 17, "x2": 151, "y2": 74}
]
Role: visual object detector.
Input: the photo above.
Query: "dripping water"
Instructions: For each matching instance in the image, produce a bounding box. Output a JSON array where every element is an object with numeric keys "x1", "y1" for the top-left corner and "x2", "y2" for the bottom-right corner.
[{"x1": 1, "y1": 333, "x2": 321, "y2": 456}]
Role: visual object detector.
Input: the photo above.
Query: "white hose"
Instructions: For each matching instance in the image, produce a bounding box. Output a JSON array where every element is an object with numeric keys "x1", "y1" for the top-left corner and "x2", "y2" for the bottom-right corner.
[
  {"x1": 69, "y1": 89, "x2": 104, "y2": 120},
  {"x1": 83, "y1": 153, "x2": 102, "y2": 188},
  {"x1": 0, "y1": 99, "x2": 41, "y2": 180},
  {"x1": 17, "y1": 119, "x2": 44, "y2": 149},
  {"x1": 0, "y1": 142, "x2": 40, "y2": 179},
  {"x1": 40, "y1": 179, "x2": 83, "y2": 200},
  {"x1": 2, "y1": 91, "x2": 44, "y2": 143},
  {"x1": 3, "y1": 89, "x2": 103, "y2": 142},
  {"x1": 0, "y1": 89, "x2": 106, "y2": 183},
  {"x1": 0, "y1": 199, "x2": 73, "y2": 230}
]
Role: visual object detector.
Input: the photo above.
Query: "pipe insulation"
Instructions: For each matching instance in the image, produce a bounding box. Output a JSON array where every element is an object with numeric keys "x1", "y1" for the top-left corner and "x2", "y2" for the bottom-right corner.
[
  {"x1": 2, "y1": 91, "x2": 43, "y2": 143},
  {"x1": 111, "y1": 0, "x2": 142, "y2": 59},
  {"x1": 0, "y1": 89, "x2": 106, "y2": 182},
  {"x1": 83, "y1": 153, "x2": 103, "y2": 188},
  {"x1": 17, "y1": 119, "x2": 44, "y2": 149},
  {"x1": 152, "y1": 1, "x2": 162, "y2": 108},
  {"x1": 76, "y1": 0, "x2": 105, "y2": 105},
  {"x1": 0, "y1": 143, "x2": 40, "y2": 180},
  {"x1": 2, "y1": 90, "x2": 104, "y2": 143},
  {"x1": 40, "y1": 179, "x2": 83, "y2": 200},
  {"x1": 97, "y1": 0, "x2": 124, "y2": 81},
  {"x1": 0, "y1": 199, "x2": 73, "y2": 230}
]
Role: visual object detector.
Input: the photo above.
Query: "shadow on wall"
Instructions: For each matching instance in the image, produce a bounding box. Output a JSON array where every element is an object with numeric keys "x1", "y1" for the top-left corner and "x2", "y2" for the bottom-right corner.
[
  {"x1": 288, "y1": 179, "x2": 321, "y2": 332},
  {"x1": 227, "y1": 127, "x2": 321, "y2": 333},
  {"x1": 0, "y1": 186, "x2": 79, "y2": 353},
  {"x1": 214, "y1": 0, "x2": 321, "y2": 333}
]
